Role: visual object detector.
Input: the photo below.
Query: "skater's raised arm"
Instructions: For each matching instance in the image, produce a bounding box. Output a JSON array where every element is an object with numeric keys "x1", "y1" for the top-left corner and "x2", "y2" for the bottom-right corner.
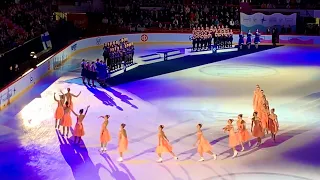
[
  {"x1": 54, "y1": 93, "x2": 58, "y2": 102},
  {"x1": 60, "y1": 90, "x2": 65, "y2": 95},
  {"x1": 84, "y1": 106, "x2": 90, "y2": 116},
  {"x1": 71, "y1": 109, "x2": 79, "y2": 117},
  {"x1": 72, "y1": 91, "x2": 81, "y2": 97}
]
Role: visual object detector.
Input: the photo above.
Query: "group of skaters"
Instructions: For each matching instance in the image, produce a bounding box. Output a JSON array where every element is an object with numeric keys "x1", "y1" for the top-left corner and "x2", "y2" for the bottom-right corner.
[
  {"x1": 191, "y1": 26, "x2": 263, "y2": 51},
  {"x1": 80, "y1": 37, "x2": 135, "y2": 87},
  {"x1": 191, "y1": 25, "x2": 234, "y2": 51},
  {"x1": 102, "y1": 38, "x2": 135, "y2": 71},
  {"x1": 53, "y1": 85, "x2": 279, "y2": 163},
  {"x1": 238, "y1": 29, "x2": 261, "y2": 49}
]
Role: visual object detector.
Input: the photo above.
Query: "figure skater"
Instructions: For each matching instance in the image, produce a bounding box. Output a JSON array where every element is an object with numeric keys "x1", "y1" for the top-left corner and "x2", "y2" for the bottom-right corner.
[
  {"x1": 251, "y1": 112, "x2": 264, "y2": 147},
  {"x1": 71, "y1": 105, "x2": 90, "y2": 144},
  {"x1": 194, "y1": 123, "x2": 217, "y2": 161},
  {"x1": 223, "y1": 119, "x2": 240, "y2": 158},
  {"x1": 60, "y1": 88, "x2": 81, "y2": 110},
  {"x1": 85, "y1": 61, "x2": 91, "y2": 85},
  {"x1": 90, "y1": 62, "x2": 97, "y2": 87},
  {"x1": 156, "y1": 125, "x2": 178, "y2": 163},
  {"x1": 118, "y1": 123, "x2": 128, "y2": 162},
  {"x1": 238, "y1": 31, "x2": 244, "y2": 49},
  {"x1": 236, "y1": 114, "x2": 251, "y2": 150},
  {"x1": 253, "y1": 85, "x2": 261, "y2": 111},
  {"x1": 246, "y1": 30, "x2": 252, "y2": 49},
  {"x1": 61, "y1": 101, "x2": 72, "y2": 136},
  {"x1": 268, "y1": 108, "x2": 279, "y2": 142},
  {"x1": 99, "y1": 115, "x2": 111, "y2": 152},
  {"x1": 254, "y1": 29, "x2": 261, "y2": 49},
  {"x1": 81, "y1": 59, "x2": 86, "y2": 84},
  {"x1": 259, "y1": 90, "x2": 269, "y2": 134},
  {"x1": 54, "y1": 93, "x2": 64, "y2": 129}
]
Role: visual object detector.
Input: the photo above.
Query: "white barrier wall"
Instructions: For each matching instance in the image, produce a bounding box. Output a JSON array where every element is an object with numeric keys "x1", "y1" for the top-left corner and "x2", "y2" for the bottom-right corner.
[{"x1": 1, "y1": 33, "x2": 320, "y2": 109}]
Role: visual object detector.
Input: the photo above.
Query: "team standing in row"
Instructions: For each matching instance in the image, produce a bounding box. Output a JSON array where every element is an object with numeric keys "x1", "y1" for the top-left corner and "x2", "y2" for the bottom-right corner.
[
  {"x1": 53, "y1": 85, "x2": 279, "y2": 162},
  {"x1": 191, "y1": 25, "x2": 262, "y2": 51}
]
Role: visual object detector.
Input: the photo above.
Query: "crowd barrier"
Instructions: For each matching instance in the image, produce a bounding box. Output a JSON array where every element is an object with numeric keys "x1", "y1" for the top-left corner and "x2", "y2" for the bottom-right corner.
[{"x1": 1, "y1": 33, "x2": 320, "y2": 110}]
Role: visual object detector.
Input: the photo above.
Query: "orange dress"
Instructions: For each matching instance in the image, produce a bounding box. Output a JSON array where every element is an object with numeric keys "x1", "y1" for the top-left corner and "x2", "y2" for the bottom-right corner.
[
  {"x1": 55, "y1": 101, "x2": 64, "y2": 119},
  {"x1": 226, "y1": 125, "x2": 239, "y2": 148},
  {"x1": 61, "y1": 109, "x2": 72, "y2": 127},
  {"x1": 237, "y1": 120, "x2": 251, "y2": 143},
  {"x1": 74, "y1": 117, "x2": 85, "y2": 137},
  {"x1": 100, "y1": 122, "x2": 111, "y2": 143},
  {"x1": 257, "y1": 96, "x2": 265, "y2": 119},
  {"x1": 253, "y1": 90, "x2": 261, "y2": 111},
  {"x1": 260, "y1": 106, "x2": 269, "y2": 129},
  {"x1": 197, "y1": 131, "x2": 212, "y2": 153},
  {"x1": 268, "y1": 113, "x2": 279, "y2": 134},
  {"x1": 252, "y1": 117, "x2": 264, "y2": 138},
  {"x1": 118, "y1": 129, "x2": 128, "y2": 153},
  {"x1": 156, "y1": 132, "x2": 173, "y2": 154}
]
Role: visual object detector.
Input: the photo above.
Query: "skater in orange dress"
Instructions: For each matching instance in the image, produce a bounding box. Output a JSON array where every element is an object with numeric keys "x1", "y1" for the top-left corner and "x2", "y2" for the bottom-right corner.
[
  {"x1": 61, "y1": 101, "x2": 73, "y2": 136},
  {"x1": 54, "y1": 93, "x2": 65, "y2": 129},
  {"x1": 71, "y1": 105, "x2": 90, "y2": 144},
  {"x1": 60, "y1": 88, "x2": 81, "y2": 110},
  {"x1": 253, "y1": 85, "x2": 261, "y2": 111},
  {"x1": 99, "y1": 115, "x2": 111, "y2": 152},
  {"x1": 223, "y1": 119, "x2": 240, "y2": 158},
  {"x1": 156, "y1": 125, "x2": 178, "y2": 162},
  {"x1": 251, "y1": 112, "x2": 265, "y2": 147},
  {"x1": 268, "y1": 108, "x2": 279, "y2": 142},
  {"x1": 236, "y1": 114, "x2": 251, "y2": 151},
  {"x1": 256, "y1": 90, "x2": 265, "y2": 119},
  {"x1": 194, "y1": 124, "x2": 217, "y2": 161},
  {"x1": 260, "y1": 103, "x2": 269, "y2": 132},
  {"x1": 117, "y1": 123, "x2": 128, "y2": 162}
]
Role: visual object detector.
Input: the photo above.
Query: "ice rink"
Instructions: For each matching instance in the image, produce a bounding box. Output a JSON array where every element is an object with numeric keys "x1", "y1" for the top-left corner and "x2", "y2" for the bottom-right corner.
[{"x1": 0, "y1": 44, "x2": 320, "y2": 180}]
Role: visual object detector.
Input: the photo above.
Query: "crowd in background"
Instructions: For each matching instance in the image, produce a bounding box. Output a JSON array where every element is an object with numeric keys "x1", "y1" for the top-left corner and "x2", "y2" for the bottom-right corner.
[
  {"x1": 99, "y1": 2, "x2": 240, "y2": 34},
  {"x1": 248, "y1": 0, "x2": 319, "y2": 9},
  {"x1": 0, "y1": 0, "x2": 54, "y2": 53}
]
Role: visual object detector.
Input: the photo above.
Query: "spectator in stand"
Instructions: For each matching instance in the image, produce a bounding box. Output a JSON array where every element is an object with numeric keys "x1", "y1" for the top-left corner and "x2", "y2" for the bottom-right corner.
[{"x1": 229, "y1": 19, "x2": 235, "y2": 28}]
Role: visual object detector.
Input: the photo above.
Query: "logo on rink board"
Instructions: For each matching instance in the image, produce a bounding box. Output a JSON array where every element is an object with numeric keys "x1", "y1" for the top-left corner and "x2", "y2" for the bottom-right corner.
[{"x1": 141, "y1": 34, "x2": 148, "y2": 42}]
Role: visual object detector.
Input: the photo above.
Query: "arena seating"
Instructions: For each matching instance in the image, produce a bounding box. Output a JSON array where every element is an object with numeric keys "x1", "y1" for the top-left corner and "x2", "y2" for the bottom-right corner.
[
  {"x1": 0, "y1": 0, "x2": 55, "y2": 53},
  {"x1": 91, "y1": 2, "x2": 240, "y2": 36}
]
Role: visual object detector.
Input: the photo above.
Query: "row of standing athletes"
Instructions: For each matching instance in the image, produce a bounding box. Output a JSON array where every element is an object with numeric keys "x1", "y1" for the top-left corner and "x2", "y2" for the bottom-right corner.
[
  {"x1": 191, "y1": 26, "x2": 261, "y2": 50},
  {"x1": 53, "y1": 84, "x2": 279, "y2": 163},
  {"x1": 80, "y1": 38, "x2": 135, "y2": 86},
  {"x1": 191, "y1": 26, "x2": 234, "y2": 51}
]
